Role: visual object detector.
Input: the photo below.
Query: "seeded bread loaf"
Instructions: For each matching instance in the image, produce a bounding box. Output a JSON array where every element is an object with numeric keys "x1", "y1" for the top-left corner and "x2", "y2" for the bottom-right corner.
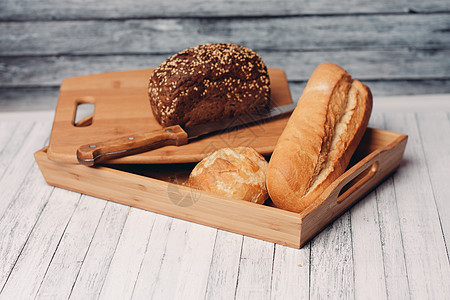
[
  {"x1": 266, "y1": 63, "x2": 373, "y2": 213},
  {"x1": 148, "y1": 43, "x2": 271, "y2": 128}
]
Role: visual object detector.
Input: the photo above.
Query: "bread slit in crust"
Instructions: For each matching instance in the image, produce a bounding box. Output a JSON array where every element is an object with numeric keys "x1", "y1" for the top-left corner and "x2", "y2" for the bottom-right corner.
[
  {"x1": 306, "y1": 81, "x2": 362, "y2": 194},
  {"x1": 266, "y1": 63, "x2": 372, "y2": 213},
  {"x1": 305, "y1": 76, "x2": 353, "y2": 194}
]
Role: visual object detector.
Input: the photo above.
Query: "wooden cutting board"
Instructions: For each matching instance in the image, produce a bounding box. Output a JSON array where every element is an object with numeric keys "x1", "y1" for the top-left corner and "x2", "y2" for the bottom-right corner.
[{"x1": 47, "y1": 68, "x2": 294, "y2": 164}]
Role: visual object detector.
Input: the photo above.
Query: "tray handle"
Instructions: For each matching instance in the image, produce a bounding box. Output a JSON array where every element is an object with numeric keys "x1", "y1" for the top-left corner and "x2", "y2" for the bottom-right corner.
[
  {"x1": 336, "y1": 161, "x2": 379, "y2": 204},
  {"x1": 299, "y1": 133, "x2": 407, "y2": 247},
  {"x1": 298, "y1": 154, "x2": 383, "y2": 247}
]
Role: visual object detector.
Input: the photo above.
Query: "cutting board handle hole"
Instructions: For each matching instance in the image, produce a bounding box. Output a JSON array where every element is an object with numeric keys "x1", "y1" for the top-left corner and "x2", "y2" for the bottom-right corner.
[
  {"x1": 74, "y1": 101, "x2": 95, "y2": 127},
  {"x1": 337, "y1": 161, "x2": 379, "y2": 204}
]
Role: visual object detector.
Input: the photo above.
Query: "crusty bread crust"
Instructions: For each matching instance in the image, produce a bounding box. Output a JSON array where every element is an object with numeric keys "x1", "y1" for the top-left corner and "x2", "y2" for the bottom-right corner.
[
  {"x1": 188, "y1": 147, "x2": 269, "y2": 204},
  {"x1": 148, "y1": 43, "x2": 270, "y2": 128},
  {"x1": 266, "y1": 63, "x2": 373, "y2": 213}
]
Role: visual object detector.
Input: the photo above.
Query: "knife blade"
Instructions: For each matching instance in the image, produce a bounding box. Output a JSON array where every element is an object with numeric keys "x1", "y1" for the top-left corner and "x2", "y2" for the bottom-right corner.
[{"x1": 76, "y1": 103, "x2": 296, "y2": 166}]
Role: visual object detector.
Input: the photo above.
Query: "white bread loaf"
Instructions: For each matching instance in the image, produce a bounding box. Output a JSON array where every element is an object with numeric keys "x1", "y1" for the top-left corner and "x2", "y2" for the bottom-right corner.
[
  {"x1": 266, "y1": 63, "x2": 372, "y2": 213},
  {"x1": 188, "y1": 147, "x2": 269, "y2": 204}
]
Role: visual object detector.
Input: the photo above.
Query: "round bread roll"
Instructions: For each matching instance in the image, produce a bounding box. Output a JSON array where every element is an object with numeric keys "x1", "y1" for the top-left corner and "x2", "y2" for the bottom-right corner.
[
  {"x1": 148, "y1": 43, "x2": 270, "y2": 128},
  {"x1": 188, "y1": 147, "x2": 269, "y2": 204}
]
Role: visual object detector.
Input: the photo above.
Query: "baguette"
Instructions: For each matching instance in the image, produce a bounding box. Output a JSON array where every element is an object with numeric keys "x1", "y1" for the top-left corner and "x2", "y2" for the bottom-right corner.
[{"x1": 266, "y1": 63, "x2": 372, "y2": 213}]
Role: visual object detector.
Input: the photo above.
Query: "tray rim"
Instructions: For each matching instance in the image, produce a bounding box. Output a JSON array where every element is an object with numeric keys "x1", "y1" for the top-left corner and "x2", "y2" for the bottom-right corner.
[{"x1": 35, "y1": 127, "x2": 408, "y2": 248}]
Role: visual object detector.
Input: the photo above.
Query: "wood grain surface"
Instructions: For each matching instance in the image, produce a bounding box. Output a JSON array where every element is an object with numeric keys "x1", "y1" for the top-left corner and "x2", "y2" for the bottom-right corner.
[
  {"x1": 35, "y1": 125, "x2": 408, "y2": 251},
  {"x1": 46, "y1": 68, "x2": 293, "y2": 164},
  {"x1": 1, "y1": 0, "x2": 448, "y2": 20},
  {"x1": 1, "y1": 0, "x2": 449, "y2": 111},
  {"x1": 1, "y1": 100, "x2": 449, "y2": 299},
  {"x1": 2, "y1": 15, "x2": 449, "y2": 55},
  {"x1": 1, "y1": 0, "x2": 450, "y2": 297}
]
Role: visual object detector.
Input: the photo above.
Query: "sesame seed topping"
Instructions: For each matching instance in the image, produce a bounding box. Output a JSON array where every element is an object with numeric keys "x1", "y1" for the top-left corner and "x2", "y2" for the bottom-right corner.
[{"x1": 148, "y1": 43, "x2": 270, "y2": 127}]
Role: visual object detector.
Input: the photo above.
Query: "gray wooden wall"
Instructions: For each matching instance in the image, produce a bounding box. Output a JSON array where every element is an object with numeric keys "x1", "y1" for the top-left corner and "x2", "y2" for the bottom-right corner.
[{"x1": 1, "y1": 0, "x2": 449, "y2": 111}]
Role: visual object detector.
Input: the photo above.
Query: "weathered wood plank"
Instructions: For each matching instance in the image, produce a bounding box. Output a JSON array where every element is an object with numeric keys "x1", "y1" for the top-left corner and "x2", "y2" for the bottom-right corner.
[
  {"x1": 204, "y1": 230, "x2": 242, "y2": 300},
  {"x1": 309, "y1": 212, "x2": 354, "y2": 299},
  {"x1": 271, "y1": 244, "x2": 310, "y2": 300},
  {"x1": 415, "y1": 112, "x2": 450, "y2": 255},
  {"x1": 2, "y1": 49, "x2": 448, "y2": 87},
  {"x1": 351, "y1": 191, "x2": 387, "y2": 300},
  {"x1": 0, "y1": 162, "x2": 54, "y2": 291},
  {"x1": 148, "y1": 219, "x2": 216, "y2": 299},
  {"x1": 35, "y1": 195, "x2": 107, "y2": 300},
  {"x1": 2, "y1": 81, "x2": 450, "y2": 114},
  {"x1": 0, "y1": 120, "x2": 21, "y2": 179},
  {"x1": 292, "y1": 80, "x2": 450, "y2": 102},
  {"x1": 130, "y1": 214, "x2": 173, "y2": 299},
  {"x1": 350, "y1": 112, "x2": 387, "y2": 300},
  {"x1": 367, "y1": 112, "x2": 385, "y2": 129},
  {"x1": 68, "y1": 202, "x2": 129, "y2": 300},
  {"x1": 384, "y1": 112, "x2": 450, "y2": 299},
  {"x1": 98, "y1": 208, "x2": 156, "y2": 300},
  {"x1": 372, "y1": 114, "x2": 410, "y2": 299},
  {"x1": 1, "y1": 0, "x2": 449, "y2": 20},
  {"x1": 0, "y1": 121, "x2": 51, "y2": 218},
  {"x1": 0, "y1": 188, "x2": 80, "y2": 299},
  {"x1": 0, "y1": 120, "x2": 17, "y2": 157},
  {"x1": 0, "y1": 88, "x2": 59, "y2": 112},
  {"x1": 234, "y1": 237, "x2": 274, "y2": 300},
  {"x1": 1, "y1": 14, "x2": 448, "y2": 55},
  {"x1": 358, "y1": 80, "x2": 450, "y2": 100},
  {"x1": 375, "y1": 178, "x2": 410, "y2": 299},
  {"x1": 372, "y1": 94, "x2": 450, "y2": 114}
]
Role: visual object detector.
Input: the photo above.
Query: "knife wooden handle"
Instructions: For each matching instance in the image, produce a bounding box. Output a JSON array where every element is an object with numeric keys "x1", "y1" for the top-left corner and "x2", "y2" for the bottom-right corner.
[{"x1": 76, "y1": 125, "x2": 188, "y2": 166}]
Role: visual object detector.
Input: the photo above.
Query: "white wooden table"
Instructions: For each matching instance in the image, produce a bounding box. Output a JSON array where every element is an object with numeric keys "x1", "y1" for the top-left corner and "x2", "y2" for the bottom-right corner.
[{"x1": 0, "y1": 94, "x2": 449, "y2": 299}]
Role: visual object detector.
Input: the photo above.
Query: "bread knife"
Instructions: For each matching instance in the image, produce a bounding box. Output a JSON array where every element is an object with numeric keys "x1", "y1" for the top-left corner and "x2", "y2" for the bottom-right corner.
[{"x1": 76, "y1": 103, "x2": 296, "y2": 166}]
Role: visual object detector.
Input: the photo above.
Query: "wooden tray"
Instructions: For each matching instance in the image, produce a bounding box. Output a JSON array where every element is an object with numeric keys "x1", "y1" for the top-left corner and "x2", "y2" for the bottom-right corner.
[
  {"x1": 47, "y1": 68, "x2": 293, "y2": 164},
  {"x1": 35, "y1": 128, "x2": 407, "y2": 248}
]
